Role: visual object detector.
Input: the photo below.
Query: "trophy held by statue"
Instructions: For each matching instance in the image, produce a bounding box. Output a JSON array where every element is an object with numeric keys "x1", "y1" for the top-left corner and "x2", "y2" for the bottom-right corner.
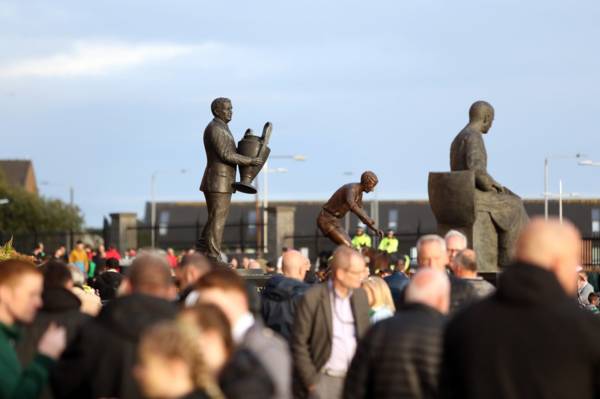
[{"x1": 233, "y1": 122, "x2": 272, "y2": 194}]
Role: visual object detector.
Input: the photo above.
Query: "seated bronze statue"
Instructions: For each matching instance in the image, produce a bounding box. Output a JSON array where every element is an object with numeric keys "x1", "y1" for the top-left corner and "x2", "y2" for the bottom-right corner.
[{"x1": 447, "y1": 100, "x2": 528, "y2": 267}]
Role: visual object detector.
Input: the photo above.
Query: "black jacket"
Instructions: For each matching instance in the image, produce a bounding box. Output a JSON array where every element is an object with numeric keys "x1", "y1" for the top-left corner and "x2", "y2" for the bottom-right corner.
[
  {"x1": 90, "y1": 270, "x2": 123, "y2": 301},
  {"x1": 440, "y1": 262, "x2": 600, "y2": 399},
  {"x1": 219, "y1": 348, "x2": 275, "y2": 399},
  {"x1": 448, "y1": 274, "x2": 477, "y2": 314},
  {"x1": 343, "y1": 303, "x2": 446, "y2": 399},
  {"x1": 51, "y1": 293, "x2": 177, "y2": 399},
  {"x1": 261, "y1": 275, "x2": 309, "y2": 341},
  {"x1": 17, "y1": 288, "x2": 90, "y2": 366}
]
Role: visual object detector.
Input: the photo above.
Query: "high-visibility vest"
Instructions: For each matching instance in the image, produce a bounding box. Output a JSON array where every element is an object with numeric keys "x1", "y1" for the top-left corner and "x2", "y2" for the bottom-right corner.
[
  {"x1": 352, "y1": 234, "x2": 372, "y2": 249},
  {"x1": 378, "y1": 237, "x2": 399, "y2": 253}
]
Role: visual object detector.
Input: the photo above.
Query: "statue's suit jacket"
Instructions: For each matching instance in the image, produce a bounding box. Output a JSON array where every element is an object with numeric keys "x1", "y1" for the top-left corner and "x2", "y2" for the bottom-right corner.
[{"x1": 200, "y1": 117, "x2": 248, "y2": 194}]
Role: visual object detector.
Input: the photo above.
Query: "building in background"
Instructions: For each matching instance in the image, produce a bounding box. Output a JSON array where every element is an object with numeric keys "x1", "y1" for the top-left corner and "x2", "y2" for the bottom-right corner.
[
  {"x1": 0, "y1": 160, "x2": 38, "y2": 194},
  {"x1": 138, "y1": 199, "x2": 600, "y2": 265}
]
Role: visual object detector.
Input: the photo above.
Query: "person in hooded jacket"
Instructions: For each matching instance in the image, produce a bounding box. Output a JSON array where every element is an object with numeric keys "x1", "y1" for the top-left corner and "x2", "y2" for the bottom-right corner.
[
  {"x1": 51, "y1": 252, "x2": 177, "y2": 399},
  {"x1": 261, "y1": 250, "x2": 310, "y2": 341},
  {"x1": 16, "y1": 261, "x2": 91, "y2": 398},
  {"x1": 440, "y1": 218, "x2": 600, "y2": 399},
  {"x1": 89, "y1": 257, "x2": 122, "y2": 301}
]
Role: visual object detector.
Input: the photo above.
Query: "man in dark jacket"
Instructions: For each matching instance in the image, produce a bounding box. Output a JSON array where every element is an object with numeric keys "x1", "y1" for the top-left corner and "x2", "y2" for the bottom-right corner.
[
  {"x1": 292, "y1": 246, "x2": 370, "y2": 399},
  {"x1": 51, "y1": 252, "x2": 177, "y2": 399},
  {"x1": 384, "y1": 255, "x2": 410, "y2": 310},
  {"x1": 344, "y1": 268, "x2": 450, "y2": 399},
  {"x1": 440, "y1": 218, "x2": 600, "y2": 399},
  {"x1": 17, "y1": 262, "x2": 90, "y2": 376},
  {"x1": 261, "y1": 250, "x2": 310, "y2": 341},
  {"x1": 89, "y1": 257, "x2": 122, "y2": 301}
]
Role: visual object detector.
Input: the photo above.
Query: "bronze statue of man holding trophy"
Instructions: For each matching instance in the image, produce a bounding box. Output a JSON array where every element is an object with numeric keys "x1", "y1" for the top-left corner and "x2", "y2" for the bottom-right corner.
[{"x1": 198, "y1": 97, "x2": 271, "y2": 262}]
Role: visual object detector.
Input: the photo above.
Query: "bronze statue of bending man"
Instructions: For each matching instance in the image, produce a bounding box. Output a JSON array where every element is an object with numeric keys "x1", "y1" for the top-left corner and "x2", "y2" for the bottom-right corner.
[{"x1": 317, "y1": 171, "x2": 384, "y2": 247}]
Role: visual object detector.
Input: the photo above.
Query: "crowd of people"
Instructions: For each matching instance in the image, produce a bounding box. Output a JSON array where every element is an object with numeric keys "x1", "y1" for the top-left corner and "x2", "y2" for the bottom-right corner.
[{"x1": 2, "y1": 217, "x2": 600, "y2": 398}]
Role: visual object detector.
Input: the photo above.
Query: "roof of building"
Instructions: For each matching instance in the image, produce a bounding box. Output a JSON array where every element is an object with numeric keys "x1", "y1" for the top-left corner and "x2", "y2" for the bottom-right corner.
[{"x1": 0, "y1": 160, "x2": 35, "y2": 189}]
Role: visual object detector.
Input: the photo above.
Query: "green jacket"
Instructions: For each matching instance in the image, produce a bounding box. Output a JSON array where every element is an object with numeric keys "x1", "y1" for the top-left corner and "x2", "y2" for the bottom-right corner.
[
  {"x1": 378, "y1": 237, "x2": 399, "y2": 253},
  {"x1": 352, "y1": 234, "x2": 372, "y2": 249},
  {"x1": 0, "y1": 323, "x2": 54, "y2": 399}
]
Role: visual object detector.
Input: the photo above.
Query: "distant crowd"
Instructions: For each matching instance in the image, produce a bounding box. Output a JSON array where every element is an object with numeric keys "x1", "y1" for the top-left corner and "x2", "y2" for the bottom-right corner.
[{"x1": 2, "y1": 217, "x2": 600, "y2": 399}]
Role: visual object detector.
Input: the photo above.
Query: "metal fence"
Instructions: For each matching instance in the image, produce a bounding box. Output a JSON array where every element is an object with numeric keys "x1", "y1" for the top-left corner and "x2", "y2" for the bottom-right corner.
[{"x1": 582, "y1": 237, "x2": 600, "y2": 272}]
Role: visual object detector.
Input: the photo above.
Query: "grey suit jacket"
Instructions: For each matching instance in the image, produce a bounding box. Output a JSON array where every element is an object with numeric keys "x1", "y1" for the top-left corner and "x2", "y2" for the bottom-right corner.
[
  {"x1": 200, "y1": 118, "x2": 252, "y2": 193},
  {"x1": 291, "y1": 282, "x2": 370, "y2": 389},
  {"x1": 242, "y1": 321, "x2": 292, "y2": 399}
]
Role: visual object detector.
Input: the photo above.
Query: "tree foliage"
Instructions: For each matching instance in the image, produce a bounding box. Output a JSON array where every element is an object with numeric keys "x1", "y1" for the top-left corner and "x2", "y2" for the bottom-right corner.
[{"x1": 0, "y1": 171, "x2": 84, "y2": 234}]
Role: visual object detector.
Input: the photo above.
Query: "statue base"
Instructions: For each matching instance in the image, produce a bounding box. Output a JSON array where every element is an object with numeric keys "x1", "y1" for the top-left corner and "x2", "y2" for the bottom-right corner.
[{"x1": 233, "y1": 182, "x2": 257, "y2": 194}]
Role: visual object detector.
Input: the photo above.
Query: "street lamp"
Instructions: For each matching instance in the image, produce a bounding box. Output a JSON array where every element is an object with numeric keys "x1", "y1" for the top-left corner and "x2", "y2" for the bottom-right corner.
[
  {"x1": 0, "y1": 199, "x2": 8, "y2": 205},
  {"x1": 262, "y1": 155, "x2": 306, "y2": 254},
  {"x1": 151, "y1": 169, "x2": 188, "y2": 248},
  {"x1": 40, "y1": 181, "x2": 74, "y2": 207},
  {"x1": 544, "y1": 153, "x2": 585, "y2": 220}
]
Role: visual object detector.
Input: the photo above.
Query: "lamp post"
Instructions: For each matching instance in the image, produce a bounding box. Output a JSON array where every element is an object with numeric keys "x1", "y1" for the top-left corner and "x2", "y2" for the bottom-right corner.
[
  {"x1": 40, "y1": 181, "x2": 74, "y2": 207},
  {"x1": 262, "y1": 155, "x2": 306, "y2": 254},
  {"x1": 150, "y1": 169, "x2": 188, "y2": 248},
  {"x1": 544, "y1": 153, "x2": 585, "y2": 220}
]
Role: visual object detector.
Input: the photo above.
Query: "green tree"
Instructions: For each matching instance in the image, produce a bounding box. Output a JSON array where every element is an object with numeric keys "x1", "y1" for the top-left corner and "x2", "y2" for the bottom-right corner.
[{"x1": 0, "y1": 171, "x2": 83, "y2": 234}]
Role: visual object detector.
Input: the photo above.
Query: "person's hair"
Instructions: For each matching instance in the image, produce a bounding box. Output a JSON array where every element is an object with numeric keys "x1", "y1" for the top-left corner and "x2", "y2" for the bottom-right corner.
[
  {"x1": 179, "y1": 304, "x2": 233, "y2": 355},
  {"x1": 453, "y1": 249, "x2": 477, "y2": 272},
  {"x1": 469, "y1": 100, "x2": 493, "y2": 122},
  {"x1": 360, "y1": 171, "x2": 378, "y2": 186},
  {"x1": 416, "y1": 234, "x2": 446, "y2": 253},
  {"x1": 67, "y1": 264, "x2": 86, "y2": 287},
  {"x1": 127, "y1": 253, "x2": 173, "y2": 292},
  {"x1": 0, "y1": 259, "x2": 41, "y2": 287},
  {"x1": 444, "y1": 230, "x2": 468, "y2": 247},
  {"x1": 405, "y1": 269, "x2": 450, "y2": 305},
  {"x1": 195, "y1": 268, "x2": 247, "y2": 298},
  {"x1": 588, "y1": 292, "x2": 599, "y2": 303},
  {"x1": 105, "y1": 257, "x2": 120, "y2": 270},
  {"x1": 180, "y1": 253, "x2": 213, "y2": 274},
  {"x1": 42, "y1": 261, "x2": 73, "y2": 289},
  {"x1": 76, "y1": 240, "x2": 83, "y2": 245},
  {"x1": 330, "y1": 246, "x2": 362, "y2": 273},
  {"x1": 211, "y1": 97, "x2": 231, "y2": 117},
  {"x1": 363, "y1": 276, "x2": 395, "y2": 311},
  {"x1": 34, "y1": 242, "x2": 43, "y2": 250},
  {"x1": 138, "y1": 321, "x2": 223, "y2": 399}
]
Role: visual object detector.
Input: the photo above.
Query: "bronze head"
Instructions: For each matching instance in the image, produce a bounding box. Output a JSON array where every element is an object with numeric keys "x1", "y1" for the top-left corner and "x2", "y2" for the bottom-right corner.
[
  {"x1": 468, "y1": 101, "x2": 494, "y2": 133},
  {"x1": 211, "y1": 97, "x2": 233, "y2": 123},
  {"x1": 360, "y1": 171, "x2": 378, "y2": 192}
]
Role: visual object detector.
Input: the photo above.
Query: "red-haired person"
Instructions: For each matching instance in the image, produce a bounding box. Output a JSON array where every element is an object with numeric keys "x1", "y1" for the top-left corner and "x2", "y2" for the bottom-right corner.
[{"x1": 0, "y1": 259, "x2": 66, "y2": 399}]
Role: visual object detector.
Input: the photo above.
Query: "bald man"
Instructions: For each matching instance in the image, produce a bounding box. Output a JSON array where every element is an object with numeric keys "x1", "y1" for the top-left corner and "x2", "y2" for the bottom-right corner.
[
  {"x1": 292, "y1": 246, "x2": 370, "y2": 399},
  {"x1": 261, "y1": 250, "x2": 310, "y2": 341},
  {"x1": 440, "y1": 218, "x2": 600, "y2": 399},
  {"x1": 452, "y1": 249, "x2": 495, "y2": 299},
  {"x1": 450, "y1": 101, "x2": 528, "y2": 267},
  {"x1": 344, "y1": 269, "x2": 450, "y2": 399}
]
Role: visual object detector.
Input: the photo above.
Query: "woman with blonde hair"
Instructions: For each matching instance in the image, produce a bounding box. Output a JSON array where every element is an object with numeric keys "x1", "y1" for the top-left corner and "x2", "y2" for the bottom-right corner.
[
  {"x1": 362, "y1": 275, "x2": 396, "y2": 323},
  {"x1": 135, "y1": 321, "x2": 223, "y2": 399}
]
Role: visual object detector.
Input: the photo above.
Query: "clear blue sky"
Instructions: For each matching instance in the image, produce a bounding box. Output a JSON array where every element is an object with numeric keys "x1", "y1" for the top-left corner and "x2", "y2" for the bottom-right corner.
[{"x1": 2, "y1": 0, "x2": 600, "y2": 227}]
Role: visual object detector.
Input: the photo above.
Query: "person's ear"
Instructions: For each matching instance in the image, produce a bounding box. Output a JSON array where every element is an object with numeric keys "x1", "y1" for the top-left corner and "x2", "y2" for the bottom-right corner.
[{"x1": 118, "y1": 278, "x2": 132, "y2": 296}]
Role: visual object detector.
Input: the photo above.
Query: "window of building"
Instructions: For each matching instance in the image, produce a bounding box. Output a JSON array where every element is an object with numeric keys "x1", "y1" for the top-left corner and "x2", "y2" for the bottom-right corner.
[
  {"x1": 247, "y1": 210, "x2": 257, "y2": 235},
  {"x1": 388, "y1": 209, "x2": 398, "y2": 230},
  {"x1": 159, "y1": 211, "x2": 170, "y2": 236},
  {"x1": 593, "y1": 208, "x2": 600, "y2": 234}
]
